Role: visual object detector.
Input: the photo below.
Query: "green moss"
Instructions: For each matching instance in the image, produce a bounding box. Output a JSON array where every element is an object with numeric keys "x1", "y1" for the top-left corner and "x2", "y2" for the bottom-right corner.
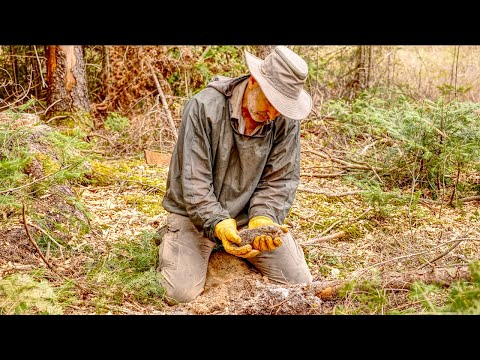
[
  {"x1": 123, "y1": 193, "x2": 167, "y2": 217},
  {"x1": 89, "y1": 158, "x2": 168, "y2": 193},
  {"x1": 90, "y1": 161, "x2": 117, "y2": 186},
  {"x1": 48, "y1": 111, "x2": 94, "y2": 132},
  {"x1": 340, "y1": 223, "x2": 366, "y2": 239},
  {"x1": 35, "y1": 153, "x2": 61, "y2": 175}
]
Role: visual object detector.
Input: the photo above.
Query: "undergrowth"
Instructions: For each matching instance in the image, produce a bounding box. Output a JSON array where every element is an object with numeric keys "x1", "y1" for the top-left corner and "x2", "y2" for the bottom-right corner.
[{"x1": 85, "y1": 230, "x2": 165, "y2": 313}]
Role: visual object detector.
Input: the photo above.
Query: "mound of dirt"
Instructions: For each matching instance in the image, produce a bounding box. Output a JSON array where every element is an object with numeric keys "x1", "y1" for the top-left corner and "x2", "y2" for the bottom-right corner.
[{"x1": 172, "y1": 251, "x2": 329, "y2": 315}]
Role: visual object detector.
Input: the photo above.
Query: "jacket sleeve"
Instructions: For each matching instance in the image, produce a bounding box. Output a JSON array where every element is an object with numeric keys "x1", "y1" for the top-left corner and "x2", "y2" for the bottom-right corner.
[
  {"x1": 248, "y1": 118, "x2": 301, "y2": 224},
  {"x1": 180, "y1": 98, "x2": 231, "y2": 240}
]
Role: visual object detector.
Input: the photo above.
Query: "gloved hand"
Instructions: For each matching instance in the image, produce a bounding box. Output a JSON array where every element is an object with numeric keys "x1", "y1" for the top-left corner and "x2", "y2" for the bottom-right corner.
[
  {"x1": 248, "y1": 215, "x2": 288, "y2": 251},
  {"x1": 215, "y1": 218, "x2": 260, "y2": 258}
]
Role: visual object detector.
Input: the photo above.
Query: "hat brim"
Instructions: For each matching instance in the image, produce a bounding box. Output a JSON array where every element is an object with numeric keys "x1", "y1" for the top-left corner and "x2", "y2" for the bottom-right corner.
[{"x1": 245, "y1": 50, "x2": 312, "y2": 120}]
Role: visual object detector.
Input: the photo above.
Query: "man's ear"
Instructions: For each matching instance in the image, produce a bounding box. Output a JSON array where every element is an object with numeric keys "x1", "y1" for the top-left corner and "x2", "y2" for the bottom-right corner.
[{"x1": 249, "y1": 76, "x2": 256, "y2": 86}]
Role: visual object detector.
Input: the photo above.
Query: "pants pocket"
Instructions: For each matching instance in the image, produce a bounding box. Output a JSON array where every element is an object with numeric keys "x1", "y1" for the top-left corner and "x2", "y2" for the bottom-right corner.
[{"x1": 157, "y1": 232, "x2": 179, "y2": 271}]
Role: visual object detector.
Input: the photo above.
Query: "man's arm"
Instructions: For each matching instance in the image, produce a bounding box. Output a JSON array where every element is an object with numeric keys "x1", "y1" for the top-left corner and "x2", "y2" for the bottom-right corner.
[
  {"x1": 179, "y1": 98, "x2": 231, "y2": 239},
  {"x1": 248, "y1": 118, "x2": 301, "y2": 224}
]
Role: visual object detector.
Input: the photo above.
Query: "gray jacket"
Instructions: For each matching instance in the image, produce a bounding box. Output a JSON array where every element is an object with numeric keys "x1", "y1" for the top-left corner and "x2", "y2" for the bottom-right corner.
[{"x1": 162, "y1": 75, "x2": 301, "y2": 241}]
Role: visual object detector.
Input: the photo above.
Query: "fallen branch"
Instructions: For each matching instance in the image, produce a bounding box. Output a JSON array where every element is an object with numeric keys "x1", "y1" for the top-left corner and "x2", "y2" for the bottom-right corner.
[
  {"x1": 309, "y1": 266, "x2": 472, "y2": 300},
  {"x1": 457, "y1": 195, "x2": 480, "y2": 203},
  {"x1": 88, "y1": 133, "x2": 117, "y2": 147},
  {"x1": 0, "y1": 264, "x2": 36, "y2": 277},
  {"x1": 417, "y1": 240, "x2": 462, "y2": 270},
  {"x1": 22, "y1": 204, "x2": 57, "y2": 272},
  {"x1": 353, "y1": 237, "x2": 480, "y2": 278},
  {"x1": 419, "y1": 195, "x2": 480, "y2": 206},
  {"x1": 22, "y1": 204, "x2": 89, "y2": 293},
  {"x1": 325, "y1": 207, "x2": 371, "y2": 237},
  {"x1": 303, "y1": 149, "x2": 383, "y2": 172},
  {"x1": 301, "y1": 231, "x2": 346, "y2": 246},
  {"x1": 26, "y1": 222, "x2": 64, "y2": 257},
  {"x1": 297, "y1": 186, "x2": 364, "y2": 197},
  {"x1": 303, "y1": 149, "x2": 330, "y2": 159},
  {"x1": 302, "y1": 207, "x2": 373, "y2": 245},
  {"x1": 300, "y1": 172, "x2": 347, "y2": 178}
]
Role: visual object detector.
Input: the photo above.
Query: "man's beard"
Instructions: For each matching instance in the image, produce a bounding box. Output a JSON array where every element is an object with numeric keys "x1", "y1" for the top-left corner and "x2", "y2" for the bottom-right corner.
[{"x1": 246, "y1": 86, "x2": 270, "y2": 123}]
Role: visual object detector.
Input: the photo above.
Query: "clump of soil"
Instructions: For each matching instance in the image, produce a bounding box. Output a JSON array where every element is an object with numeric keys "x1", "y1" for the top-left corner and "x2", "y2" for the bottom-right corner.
[{"x1": 237, "y1": 225, "x2": 285, "y2": 246}]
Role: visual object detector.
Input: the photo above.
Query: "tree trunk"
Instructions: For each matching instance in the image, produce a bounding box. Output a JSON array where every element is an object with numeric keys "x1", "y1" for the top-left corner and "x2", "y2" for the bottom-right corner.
[{"x1": 46, "y1": 45, "x2": 90, "y2": 116}]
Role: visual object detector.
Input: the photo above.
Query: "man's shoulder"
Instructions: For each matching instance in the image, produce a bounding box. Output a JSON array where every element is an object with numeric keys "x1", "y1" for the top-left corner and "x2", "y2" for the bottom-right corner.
[{"x1": 191, "y1": 86, "x2": 227, "y2": 107}]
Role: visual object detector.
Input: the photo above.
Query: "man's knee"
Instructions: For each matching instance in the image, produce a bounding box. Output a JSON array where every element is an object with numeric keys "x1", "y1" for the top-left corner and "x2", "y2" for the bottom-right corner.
[
  {"x1": 156, "y1": 270, "x2": 203, "y2": 304},
  {"x1": 285, "y1": 268, "x2": 313, "y2": 284},
  {"x1": 163, "y1": 287, "x2": 201, "y2": 305}
]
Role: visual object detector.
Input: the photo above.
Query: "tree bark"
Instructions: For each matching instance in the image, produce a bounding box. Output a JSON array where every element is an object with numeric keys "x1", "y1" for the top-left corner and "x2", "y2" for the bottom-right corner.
[{"x1": 46, "y1": 45, "x2": 90, "y2": 115}]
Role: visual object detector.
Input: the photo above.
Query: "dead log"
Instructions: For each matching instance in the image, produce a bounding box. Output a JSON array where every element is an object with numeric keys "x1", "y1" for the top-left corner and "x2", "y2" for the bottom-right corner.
[{"x1": 309, "y1": 266, "x2": 472, "y2": 300}]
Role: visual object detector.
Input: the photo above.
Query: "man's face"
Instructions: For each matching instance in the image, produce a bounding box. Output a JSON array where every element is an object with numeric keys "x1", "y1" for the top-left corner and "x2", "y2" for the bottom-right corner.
[{"x1": 246, "y1": 81, "x2": 280, "y2": 123}]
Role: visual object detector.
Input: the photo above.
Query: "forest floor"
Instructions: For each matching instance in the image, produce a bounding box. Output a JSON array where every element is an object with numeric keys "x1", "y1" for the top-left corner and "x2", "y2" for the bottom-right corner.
[{"x1": 1, "y1": 130, "x2": 479, "y2": 315}]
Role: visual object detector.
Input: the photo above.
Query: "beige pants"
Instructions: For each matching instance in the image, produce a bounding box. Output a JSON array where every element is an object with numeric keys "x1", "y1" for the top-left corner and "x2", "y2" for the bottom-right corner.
[{"x1": 157, "y1": 213, "x2": 312, "y2": 304}]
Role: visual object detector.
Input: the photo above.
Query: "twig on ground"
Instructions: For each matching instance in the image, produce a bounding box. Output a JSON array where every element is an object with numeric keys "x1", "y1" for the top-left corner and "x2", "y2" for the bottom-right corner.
[
  {"x1": 457, "y1": 195, "x2": 480, "y2": 203},
  {"x1": 297, "y1": 186, "x2": 363, "y2": 197},
  {"x1": 22, "y1": 204, "x2": 59, "y2": 272},
  {"x1": 417, "y1": 239, "x2": 463, "y2": 270},
  {"x1": 88, "y1": 133, "x2": 117, "y2": 147},
  {"x1": 301, "y1": 231, "x2": 346, "y2": 246},
  {"x1": 323, "y1": 207, "x2": 372, "y2": 238},
  {"x1": 22, "y1": 203, "x2": 89, "y2": 293},
  {"x1": 303, "y1": 149, "x2": 383, "y2": 172},
  {"x1": 353, "y1": 236, "x2": 480, "y2": 278},
  {"x1": 300, "y1": 172, "x2": 347, "y2": 178},
  {"x1": 26, "y1": 222, "x2": 64, "y2": 258},
  {"x1": 417, "y1": 231, "x2": 474, "y2": 270},
  {"x1": 0, "y1": 264, "x2": 36, "y2": 276}
]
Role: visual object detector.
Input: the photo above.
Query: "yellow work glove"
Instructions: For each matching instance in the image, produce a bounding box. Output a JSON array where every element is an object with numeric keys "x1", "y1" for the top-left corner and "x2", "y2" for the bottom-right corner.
[
  {"x1": 248, "y1": 215, "x2": 289, "y2": 251},
  {"x1": 214, "y1": 218, "x2": 260, "y2": 258}
]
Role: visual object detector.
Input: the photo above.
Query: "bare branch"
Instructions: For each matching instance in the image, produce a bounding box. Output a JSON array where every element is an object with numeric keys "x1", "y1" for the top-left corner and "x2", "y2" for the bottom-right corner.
[
  {"x1": 146, "y1": 60, "x2": 178, "y2": 140},
  {"x1": 297, "y1": 186, "x2": 363, "y2": 197},
  {"x1": 300, "y1": 172, "x2": 346, "y2": 178},
  {"x1": 22, "y1": 203, "x2": 89, "y2": 293},
  {"x1": 301, "y1": 231, "x2": 346, "y2": 246}
]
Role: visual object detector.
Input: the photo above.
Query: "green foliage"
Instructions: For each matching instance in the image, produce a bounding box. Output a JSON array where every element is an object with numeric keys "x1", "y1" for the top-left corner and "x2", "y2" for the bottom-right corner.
[
  {"x1": 86, "y1": 231, "x2": 165, "y2": 308},
  {"x1": 0, "y1": 122, "x2": 92, "y2": 215},
  {"x1": 0, "y1": 273, "x2": 64, "y2": 314},
  {"x1": 191, "y1": 46, "x2": 247, "y2": 94},
  {"x1": 409, "y1": 261, "x2": 480, "y2": 314},
  {"x1": 0, "y1": 126, "x2": 33, "y2": 210},
  {"x1": 437, "y1": 83, "x2": 473, "y2": 97},
  {"x1": 357, "y1": 181, "x2": 408, "y2": 218},
  {"x1": 325, "y1": 90, "x2": 480, "y2": 199},
  {"x1": 104, "y1": 112, "x2": 130, "y2": 132},
  {"x1": 334, "y1": 274, "x2": 390, "y2": 314},
  {"x1": 83, "y1": 46, "x2": 106, "y2": 104},
  {"x1": 3, "y1": 98, "x2": 38, "y2": 122}
]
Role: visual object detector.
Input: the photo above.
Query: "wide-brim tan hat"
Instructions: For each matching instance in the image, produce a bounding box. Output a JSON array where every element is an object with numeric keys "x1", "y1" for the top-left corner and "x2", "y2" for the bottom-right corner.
[{"x1": 245, "y1": 46, "x2": 312, "y2": 120}]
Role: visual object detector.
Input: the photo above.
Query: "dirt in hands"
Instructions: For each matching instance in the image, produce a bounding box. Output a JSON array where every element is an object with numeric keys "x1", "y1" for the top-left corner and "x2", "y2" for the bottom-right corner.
[{"x1": 237, "y1": 225, "x2": 285, "y2": 246}]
